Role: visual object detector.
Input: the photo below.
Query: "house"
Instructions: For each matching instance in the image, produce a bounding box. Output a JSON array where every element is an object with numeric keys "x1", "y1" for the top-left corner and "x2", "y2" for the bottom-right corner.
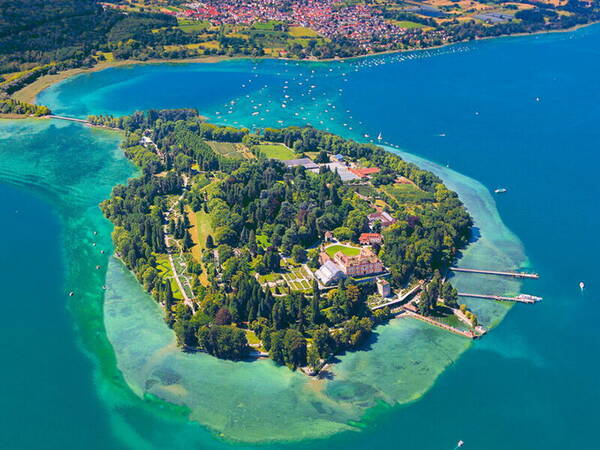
[
  {"x1": 367, "y1": 210, "x2": 396, "y2": 229},
  {"x1": 324, "y1": 231, "x2": 334, "y2": 242},
  {"x1": 395, "y1": 176, "x2": 415, "y2": 186},
  {"x1": 319, "y1": 162, "x2": 360, "y2": 182},
  {"x1": 359, "y1": 233, "x2": 382, "y2": 245},
  {"x1": 283, "y1": 158, "x2": 319, "y2": 170},
  {"x1": 140, "y1": 136, "x2": 153, "y2": 147},
  {"x1": 333, "y1": 248, "x2": 384, "y2": 277},
  {"x1": 315, "y1": 260, "x2": 345, "y2": 286},
  {"x1": 377, "y1": 279, "x2": 391, "y2": 297},
  {"x1": 333, "y1": 154, "x2": 344, "y2": 162},
  {"x1": 349, "y1": 167, "x2": 380, "y2": 179}
]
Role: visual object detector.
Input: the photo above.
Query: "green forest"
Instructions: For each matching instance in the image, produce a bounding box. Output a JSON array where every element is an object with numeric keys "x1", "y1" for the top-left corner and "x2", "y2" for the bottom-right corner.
[{"x1": 93, "y1": 109, "x2": 473, "y2": 372}]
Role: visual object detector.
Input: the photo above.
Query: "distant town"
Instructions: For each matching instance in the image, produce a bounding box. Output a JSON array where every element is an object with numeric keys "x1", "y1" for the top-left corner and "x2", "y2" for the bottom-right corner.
[{"x1": 1, "y1": 0, "x2": 598, "y2": 117}]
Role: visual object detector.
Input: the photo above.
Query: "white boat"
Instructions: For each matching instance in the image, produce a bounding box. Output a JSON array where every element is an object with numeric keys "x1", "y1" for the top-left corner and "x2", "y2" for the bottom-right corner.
[
  {"x1": 580, "y1": 281, "x2": 585, "y2": 291},
  {"x1": 377, "y1": 132, "x2": 383, "y2": 141},
  {"x1": 517, "y1": 294, "x2": 542, "y2": 301},
  {"x1": 495, "y1": 188, "x2": 508, "y2": 194},
  {"x1": 457, "y1": 441, "x2": 465, "y2": 448}
]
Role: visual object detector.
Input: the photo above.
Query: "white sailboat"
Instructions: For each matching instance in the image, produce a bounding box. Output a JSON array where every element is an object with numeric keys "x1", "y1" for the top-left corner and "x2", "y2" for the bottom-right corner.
[{"x1": 377, "y1": 132, "x2": 383, "y2": 141}]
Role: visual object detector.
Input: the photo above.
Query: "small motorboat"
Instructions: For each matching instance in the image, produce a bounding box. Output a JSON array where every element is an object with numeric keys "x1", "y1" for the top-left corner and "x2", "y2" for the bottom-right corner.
[
  {"x1": 580, "y1": 281, "x2": 585, "y2": 291},
  {"x1": 457, "y1": 440, "x2": 465, "y2": 448},
  {"x1": 495, "y1": 188, "x2": 508, "y2": 194}
]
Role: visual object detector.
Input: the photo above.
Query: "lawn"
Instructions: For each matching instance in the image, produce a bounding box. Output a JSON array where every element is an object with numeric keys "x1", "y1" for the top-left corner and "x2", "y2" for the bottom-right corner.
[
  {"x1": 245, "y1": 330, "x2": 262, "y2": 346},
  {"x1": 194, "y1": 210, "x2": 214, "y2": 253},
  {"x1": 186, "y1": 207, "x2": 201, "y2": 261},
  {"x1": 256, "y1": 143, "x2": 297, "y2": 160},
  {"x1": 325, "y1": 244, "x2": 361, "y2": 258},
  {"x1": 155, "y1": 254, "x2": 184, "y2": 300},
  {"x1": 390, "y1": 20, "x2": 427, "y2": 29},
  {"x1": 258, "y1": 272, "x2": 280, "y2": 283}
]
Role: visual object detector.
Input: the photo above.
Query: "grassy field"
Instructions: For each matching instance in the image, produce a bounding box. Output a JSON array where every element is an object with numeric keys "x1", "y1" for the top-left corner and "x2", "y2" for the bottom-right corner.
[
  {"x1": 325, "y1": 244, "x2": 361, "y2": 258},
  {"x1": 251, "y1": 20, "x2": 284, "y2": 31},
  {"x1": 288, "y1": 26, "x2": 320, "y2": 37},
  {"x1": 256, "y1": 143, "x2": 297, "y2": 160},
  {"x1": 155, "y1": 254, "x2": 184, "y2": 300},
  {"x1": 206, "y1": 141, "x2": 249, "y2": 159},
  {"x1": 177, "y1": 19, "x2": 211, "y2": 33},
  {"x1": 186, "y1": 207, "x2": 201, "y2": 261},
  {"x1": 381, "y1": 184, "x2": 435, "y2": 206},
  {"x1": 194, "y1": 210, "x2": 214, "y2": 286},
  {"x1": 390, "y1": 20, "x2": 427, "y2": 29}
]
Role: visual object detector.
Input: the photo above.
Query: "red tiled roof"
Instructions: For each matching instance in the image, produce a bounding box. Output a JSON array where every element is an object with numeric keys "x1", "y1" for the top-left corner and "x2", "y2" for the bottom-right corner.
[{"x1": 349, "y1": 167, "x2": 380, "y2": 178}]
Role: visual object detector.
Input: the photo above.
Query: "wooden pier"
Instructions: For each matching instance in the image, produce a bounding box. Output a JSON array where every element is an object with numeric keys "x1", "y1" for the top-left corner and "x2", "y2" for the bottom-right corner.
[
  {"x1": 458, "y1": 292, "x2": 541, "y2": 304},
  {"x1": 403, "y1": 309, "x2": 485, "y2": 339},
  {"x1": 450, "y1": 267, "x2": 539, "y2": 279}
]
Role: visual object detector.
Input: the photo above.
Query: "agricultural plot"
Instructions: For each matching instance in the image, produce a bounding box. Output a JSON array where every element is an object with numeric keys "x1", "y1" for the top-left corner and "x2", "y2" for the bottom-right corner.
[
  {"x1": 381, "y1": 184, "x2": 435, "y2": 207},
  {"x1": 206, "y1": 141, "x2": 250, "y2": 159}
]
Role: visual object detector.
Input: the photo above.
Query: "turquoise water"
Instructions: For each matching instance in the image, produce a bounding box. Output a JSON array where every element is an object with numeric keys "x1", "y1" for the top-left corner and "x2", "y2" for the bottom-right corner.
[{"x1": 1, "y1": 23, "x2": 598, "y2": 448}]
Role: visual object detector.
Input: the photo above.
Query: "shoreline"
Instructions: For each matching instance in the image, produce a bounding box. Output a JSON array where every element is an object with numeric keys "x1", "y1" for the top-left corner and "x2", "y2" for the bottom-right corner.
[{"x1": 12, "y1": 20, "x2": 598, "y2": 105}]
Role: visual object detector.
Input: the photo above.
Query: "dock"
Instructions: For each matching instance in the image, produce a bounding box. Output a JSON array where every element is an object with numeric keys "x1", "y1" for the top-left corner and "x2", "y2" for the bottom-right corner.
[
  {"x1": 403, "y1": 309, "x2": 485, "y2": 339},
  {"x1": 450, "y1": 267, "x2": 539, "y2": 279},
  {"x1": 458, "y1": 292, "x2": 542, "y2": 304}
]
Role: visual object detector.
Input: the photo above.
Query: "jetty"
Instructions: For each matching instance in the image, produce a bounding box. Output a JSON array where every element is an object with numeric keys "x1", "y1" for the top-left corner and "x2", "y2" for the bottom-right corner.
[
  {"x1": 458, "y1": 292, "x2": 542, "y2": 304},
  {"x1": 403, "y1": 309, "x2": 486, "y2": 339},
  {"x1": 450, "y1": 267, "x2": 539, "y2": 279}
]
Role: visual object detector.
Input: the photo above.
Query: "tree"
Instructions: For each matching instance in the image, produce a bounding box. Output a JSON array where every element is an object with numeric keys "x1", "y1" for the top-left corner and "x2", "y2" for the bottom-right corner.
[
  {"x1": 183, "y1": 229, "x2": 194, "y2": 250},
  {"x1": 307, "y1": 345, "x2": 321, "y2": 370},
  {"x1": 283, "y1": 329, "x2": 307, "y2": 369},
  {"x1": 196, "y1": 325, "x2": 248, "y2": 360},
  {"x1": 291, "y1": 244, "x2": 307, "y2": 263},
  {"x1": 333, "y1": 226, "x2": 354, "y2": 241},
  {"x1": 214, "y1": 307, "x2": 233, "y2": 325},
  {"x1": 206, "y1": 234, "x2": 214, "y2": 249}
]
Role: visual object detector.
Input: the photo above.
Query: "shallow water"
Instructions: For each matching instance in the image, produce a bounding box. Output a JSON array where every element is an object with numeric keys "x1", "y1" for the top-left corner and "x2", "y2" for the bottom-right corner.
[{"x1": 1, "y1": 22, "x2": 599, "y2": 449}]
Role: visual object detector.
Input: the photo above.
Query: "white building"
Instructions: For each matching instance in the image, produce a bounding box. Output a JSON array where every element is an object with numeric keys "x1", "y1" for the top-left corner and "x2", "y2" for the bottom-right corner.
[{"x1": 315, "y1": 261, "x2": 345, "y2": 286}]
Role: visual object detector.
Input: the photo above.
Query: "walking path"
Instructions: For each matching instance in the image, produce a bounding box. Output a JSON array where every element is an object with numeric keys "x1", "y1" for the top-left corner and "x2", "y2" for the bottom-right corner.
[{"x1": 163, "y1": 176, "x2": 196, "y2": 311}]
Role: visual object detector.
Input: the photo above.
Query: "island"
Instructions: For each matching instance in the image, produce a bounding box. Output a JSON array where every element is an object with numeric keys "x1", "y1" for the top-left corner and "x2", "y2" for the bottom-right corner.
[{"x1": 90, "y1": 108, "x2": 474, "y2": 373}]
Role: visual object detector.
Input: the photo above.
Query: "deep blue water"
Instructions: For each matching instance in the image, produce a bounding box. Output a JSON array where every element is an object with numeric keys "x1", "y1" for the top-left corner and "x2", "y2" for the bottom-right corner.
[
  {"x1": 4, "y1": 23, "x2": 599, "y2": 449},
  {"x1": 0, "y1": 183, "x2": 118, "y2": 449}
]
